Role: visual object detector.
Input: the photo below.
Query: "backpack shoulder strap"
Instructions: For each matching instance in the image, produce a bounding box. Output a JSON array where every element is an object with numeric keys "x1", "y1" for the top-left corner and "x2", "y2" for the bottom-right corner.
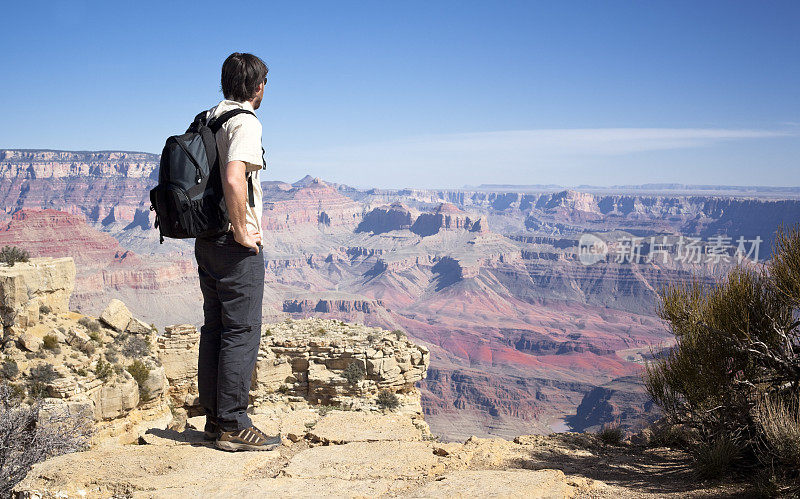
[{"x1": 208, "y1": 108, "x2": 256, "y2": 134}]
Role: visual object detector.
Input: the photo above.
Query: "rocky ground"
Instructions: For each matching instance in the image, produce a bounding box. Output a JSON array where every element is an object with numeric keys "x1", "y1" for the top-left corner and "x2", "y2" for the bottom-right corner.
[{"x1": 15, "y1": 410, "x2": 750, "y2": 498}]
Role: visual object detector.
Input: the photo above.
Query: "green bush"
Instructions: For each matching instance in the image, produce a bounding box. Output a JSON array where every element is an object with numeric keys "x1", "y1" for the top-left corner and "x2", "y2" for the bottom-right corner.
[
  {"x1": 28, "y1": 364, "x2": 57, "y2": 399},
  {"x1": 126, "y1": 360, "x2": 151, "y2": 401},
  {"x1": 598, "y1": 424, "x2": 624, "y2": 446},
  {"x1": 0, "y1": 245, "x2": 29, "y2": 266},
  {"x1": 95, "y1": 358, "x2": 112, "y2": 381},
  {"x1": 376, "y1": 389, "x2": 399, "y2": 410},
  {"x1": 342, "y1": 361, "x2": 365, "y2": 385},
  {"x1": 42, "y1": 334, "x2": 59, "y2": 351},
  {"x1": 645, "y1": 226, "x2": 800, "y2": 472},
  {"x1": 88, "y1": 330, "x2": 102, "y2": 343}
]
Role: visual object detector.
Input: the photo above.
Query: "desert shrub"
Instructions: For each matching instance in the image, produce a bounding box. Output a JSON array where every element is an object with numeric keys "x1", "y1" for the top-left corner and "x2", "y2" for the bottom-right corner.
[
  {"x1": 312, "y1": 327, "x2": 326, "y2": 336},
  {"x1": 75, "y1": 368, "x2": 88, "y2": 377},
  {"x1": 42, "y1": 334, "x2": 59, "y2": 351},
  {"x1": 79, "y1": 341, "x2": 96, "y2": 356},
  {"x1": 28, "y1": 364, "x2": 57, "y2": 399},
  {"x1": 376, "y1": 389, "x2": 399, "y2": 410},
  {"x1": 0, "y1": 383, "x2": 92, "y2": 496},
  {"x1": 88, "y1": 330, "x2": 102, "y2": 343},
  {"x1": 77, "y1": 317, "x2": 91, "y2": 327},
  {"x1": 122, "y1": 335, "x2": 150, "y2": 358},
  {"x1": 754, "y1": 393, "x2": 800, "y2": 469},
  {"x1": 645, "y1": 226, "x2": 800, "y2": 471},
  {"x1": 392, "y1": 329, "x2": 406, "y2": 340},
  {"x1": 126, "y1": 360, "x2": 151, "y2": 401},
  {"x1": 104, "y1": 347, "x2": 119, "y2": 364},
  {"x1": 39, "y1": 304, "x2": 51, "y2": 315},
  {"x1": 277, "y1": 384, "x2": 289, "y2": 394},
  {"x1": 342, "y1": 361, "x2": 365, "y2": 385},
  {"x1": 95, "y1": 358, "x2": 113, "y2": 381},
  {"x1": 649, "y1": 422, "x2": 694, "y2": 449},
  {"x1": 598, "y1": 424, "x2": 624, "y2": 446},
  {"x1": 1, "y1": 359, "x2": 19, "y2": 380},
  {"x1": 0, "y1": 245, "x2": 29, "y2": 266},
  {"x1": 367, "y1": 334, "x2": 379, "y2": 343},
  {"x1": 87, "y1": 321, "x2": 100, "y2": 333},
  {"x1": 691, "y1": 436, "x2": 741, "y2": 480}
]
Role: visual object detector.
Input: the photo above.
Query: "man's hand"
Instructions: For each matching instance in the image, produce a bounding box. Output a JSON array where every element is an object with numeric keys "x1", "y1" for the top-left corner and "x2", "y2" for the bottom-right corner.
[{"x1": 234, "y1": 230, "x2": 262, "y2": 254}]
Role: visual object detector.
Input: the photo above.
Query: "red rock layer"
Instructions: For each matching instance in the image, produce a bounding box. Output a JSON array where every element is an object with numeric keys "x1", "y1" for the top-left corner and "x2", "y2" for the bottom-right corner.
[{"x1": 0, "y1": 209, "x2": 139, "y2": 268}]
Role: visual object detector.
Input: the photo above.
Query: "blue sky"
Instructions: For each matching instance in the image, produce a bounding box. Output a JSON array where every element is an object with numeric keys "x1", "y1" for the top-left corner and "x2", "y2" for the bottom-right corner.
[{"x1": 1, "y1": 0, "x2": 798, "y2": 189}]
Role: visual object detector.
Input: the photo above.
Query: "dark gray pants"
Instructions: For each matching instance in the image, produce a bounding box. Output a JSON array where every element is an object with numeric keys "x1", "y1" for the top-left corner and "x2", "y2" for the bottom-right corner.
[{"x1": 194, "y1": 231, "x2": 264, "y2": 431}]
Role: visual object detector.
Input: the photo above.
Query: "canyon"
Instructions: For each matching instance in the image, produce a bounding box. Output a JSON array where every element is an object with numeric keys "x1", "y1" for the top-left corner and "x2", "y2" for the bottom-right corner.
[{"x1": 3, "y1": 148, "x2": 800, "y2": 440}]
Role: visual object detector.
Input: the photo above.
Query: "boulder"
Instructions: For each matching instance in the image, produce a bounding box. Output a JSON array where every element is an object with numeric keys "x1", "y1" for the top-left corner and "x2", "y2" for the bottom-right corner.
[
  {"x1": 18, "y1": 332, "x2": 43, "y2": 351},
  {"x1": 142, "y1": 365, "x2": 167, "y2": 400},
  {"x1": 99, "y1": 299, "x2": 132, "y2": 332},
  {"x1": 126, "y1": 317, "x2": 153, "y2": 335}
]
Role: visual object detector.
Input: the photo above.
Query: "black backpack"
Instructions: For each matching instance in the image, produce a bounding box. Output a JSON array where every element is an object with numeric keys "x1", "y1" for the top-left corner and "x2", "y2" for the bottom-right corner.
[{"x1": 149, "y1": 109, "x2": 258, "y2": 243}]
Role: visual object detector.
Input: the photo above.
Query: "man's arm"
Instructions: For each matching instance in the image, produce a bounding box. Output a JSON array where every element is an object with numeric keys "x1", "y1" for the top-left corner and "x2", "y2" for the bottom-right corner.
[{"x1": 221, "y1": 160, "x2": 261, "y2": 253}]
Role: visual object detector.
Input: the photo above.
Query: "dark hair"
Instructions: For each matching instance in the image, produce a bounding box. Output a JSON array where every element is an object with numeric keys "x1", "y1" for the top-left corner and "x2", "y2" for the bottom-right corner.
[{"x1": 220, "y1": 52, "x2": 268, "y2": 102}]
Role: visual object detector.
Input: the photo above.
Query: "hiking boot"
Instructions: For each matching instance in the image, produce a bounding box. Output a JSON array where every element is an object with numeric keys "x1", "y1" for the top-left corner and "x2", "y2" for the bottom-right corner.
[
  {"x1": 216, "y1": 426, "x2": 281, "y2": 452},
  {"x1": 203, "y1": 420, "x2": 220, "y2": 441}
]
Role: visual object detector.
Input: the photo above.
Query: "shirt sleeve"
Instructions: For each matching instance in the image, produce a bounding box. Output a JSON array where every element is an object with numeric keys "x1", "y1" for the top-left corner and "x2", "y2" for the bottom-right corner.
[{"x1": 223, "y1": 115, "x2": 263, "y2": 172}]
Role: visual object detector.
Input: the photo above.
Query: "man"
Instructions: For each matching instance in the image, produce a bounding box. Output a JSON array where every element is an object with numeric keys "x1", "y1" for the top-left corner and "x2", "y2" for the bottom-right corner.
[{"x1": 194, "y1": 52, "x2": 279, "y2": 451}]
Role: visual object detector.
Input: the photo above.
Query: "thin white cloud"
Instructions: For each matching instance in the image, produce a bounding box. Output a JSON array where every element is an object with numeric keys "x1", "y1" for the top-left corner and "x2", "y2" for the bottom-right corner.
[
  {"x1": 268, "y1": 128, "x2": 797, "y2": 188},
  {"x1": 334, "y1": 128, "x2": 791, "y2": 156}
]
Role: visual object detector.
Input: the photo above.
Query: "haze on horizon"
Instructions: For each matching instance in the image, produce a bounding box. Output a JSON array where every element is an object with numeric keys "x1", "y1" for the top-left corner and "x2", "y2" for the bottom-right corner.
[{"x1": 1, "y1": 0, "x2": 798, "y2": 189}]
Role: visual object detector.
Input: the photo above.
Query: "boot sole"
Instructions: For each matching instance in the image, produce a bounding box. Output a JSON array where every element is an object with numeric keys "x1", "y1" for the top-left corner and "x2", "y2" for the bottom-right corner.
[{"x1": 216, "y1": 439, "x2": 280, "y2": 452}]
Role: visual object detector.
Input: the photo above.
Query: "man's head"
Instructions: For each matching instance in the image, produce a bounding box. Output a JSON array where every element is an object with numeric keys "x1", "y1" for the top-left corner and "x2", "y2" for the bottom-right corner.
[{"x1": 221, "y1": 52, "x2": 268, "y2": 109}]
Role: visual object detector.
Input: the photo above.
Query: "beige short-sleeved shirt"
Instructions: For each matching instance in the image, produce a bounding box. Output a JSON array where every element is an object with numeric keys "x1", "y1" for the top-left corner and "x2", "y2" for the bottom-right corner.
[{"x1": 206, "y1": 99, "x2": 264, "y2": 236}]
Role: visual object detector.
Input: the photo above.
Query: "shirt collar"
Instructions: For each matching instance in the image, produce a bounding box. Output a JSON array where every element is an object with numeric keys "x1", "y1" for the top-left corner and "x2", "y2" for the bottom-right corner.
[{"x1": 221, "y1": 99, "x2": 254, "y2": 112}]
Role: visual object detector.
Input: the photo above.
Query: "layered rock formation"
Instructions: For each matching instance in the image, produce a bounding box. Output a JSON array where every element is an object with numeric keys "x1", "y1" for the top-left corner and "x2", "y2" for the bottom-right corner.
[
  {"x1": 255, "y1": 319, "x2": 428, "y2": 413},
  {"x1": 0, "y1": 257, "x2": 75, "y2": 330},
  {"x1": 0, "y1": 149, "x2": 159, "y2": 179},
  {"x1": 0, "y1": 260, "x2": 432, "y2": 451},
  {"x1": 4, "y1": 149, "x2": 800, "y2": 441}
]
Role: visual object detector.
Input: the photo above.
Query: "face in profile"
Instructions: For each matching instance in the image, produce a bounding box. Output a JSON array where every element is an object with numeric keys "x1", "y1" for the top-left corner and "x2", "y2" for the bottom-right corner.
[{"x1": 253, "y1": 82, "x2": 265, "y2": 109}]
